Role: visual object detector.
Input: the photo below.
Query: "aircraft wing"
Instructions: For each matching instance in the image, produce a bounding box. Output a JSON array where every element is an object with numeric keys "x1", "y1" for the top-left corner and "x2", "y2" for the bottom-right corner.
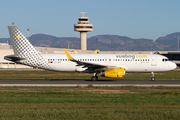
[{"x1": 63, "y1": 48, "x2": 107, "y2": 69}]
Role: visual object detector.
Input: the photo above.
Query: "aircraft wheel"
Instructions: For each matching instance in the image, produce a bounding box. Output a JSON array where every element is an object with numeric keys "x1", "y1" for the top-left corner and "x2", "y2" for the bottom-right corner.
[
  {"x1": 151, "y1": 72, "x2": 155, "y2": 81},
  {"x1": 91, "y1": 76, "x2": 98, "y2": 81},
  {"x1": 151, "y1": 77, "x2": 155, "y2": 81}
]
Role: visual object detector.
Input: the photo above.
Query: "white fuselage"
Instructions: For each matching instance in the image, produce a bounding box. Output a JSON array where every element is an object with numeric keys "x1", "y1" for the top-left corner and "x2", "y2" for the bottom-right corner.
[{"x1": 41, "y1": 53, "x2": 177, "y2": 72}]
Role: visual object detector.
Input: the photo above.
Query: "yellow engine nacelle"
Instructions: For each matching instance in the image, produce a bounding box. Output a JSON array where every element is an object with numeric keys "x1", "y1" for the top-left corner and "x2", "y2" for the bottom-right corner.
[{"x1": 101, "y1": 68, "x2": 125, "y2": 78}]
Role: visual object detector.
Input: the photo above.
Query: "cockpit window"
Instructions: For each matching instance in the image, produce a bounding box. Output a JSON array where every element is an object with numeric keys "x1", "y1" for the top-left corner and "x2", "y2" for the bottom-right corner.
[{"x1": 162, "y1": 58, "x2": 169, "y2": 62}]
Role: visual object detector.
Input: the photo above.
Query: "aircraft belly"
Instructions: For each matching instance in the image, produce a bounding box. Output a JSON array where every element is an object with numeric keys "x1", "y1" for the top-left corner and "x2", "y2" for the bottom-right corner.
[{"x1": 49, "y1": 63, "x2": 76, "y2": 71}]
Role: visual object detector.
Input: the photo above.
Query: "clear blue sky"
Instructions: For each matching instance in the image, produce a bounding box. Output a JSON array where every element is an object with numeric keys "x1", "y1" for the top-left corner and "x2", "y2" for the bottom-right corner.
[{"x1": 1, "y1": 0, "x2": 180, "y2": 40}]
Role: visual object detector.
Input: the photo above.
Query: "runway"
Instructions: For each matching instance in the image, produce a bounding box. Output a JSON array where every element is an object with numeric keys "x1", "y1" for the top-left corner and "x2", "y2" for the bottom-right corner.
[{"x1": 0, "y1": 79, "x2": 180, "y2": 86}]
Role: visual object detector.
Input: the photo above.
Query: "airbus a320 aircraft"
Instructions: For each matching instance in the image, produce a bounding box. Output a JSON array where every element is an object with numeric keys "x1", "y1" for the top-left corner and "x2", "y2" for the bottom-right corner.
[{"x1": 5, "y1": 26, "x2": 177, "y2": 81}]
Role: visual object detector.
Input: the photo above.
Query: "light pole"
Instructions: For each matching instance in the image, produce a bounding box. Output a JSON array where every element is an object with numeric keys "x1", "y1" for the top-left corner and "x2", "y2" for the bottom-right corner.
[
  {"x1": 150, "y1": 41, "x2": 154, "y2": 51},
  {"x1": 68, "y1": 41, "x2": 75, "y2": 49},
  {"x1": 178, "y1": 35, "x2": 179, "y2": 51},
  {"x1": 71, "y1": 42, "x2": 74, "y2": 49},
  {"x1": 68, "y1": 41, "x2": 70, "y2": 49},
  {"x1": 27, "y1": 29, "x2": 29, "y2": 41}
]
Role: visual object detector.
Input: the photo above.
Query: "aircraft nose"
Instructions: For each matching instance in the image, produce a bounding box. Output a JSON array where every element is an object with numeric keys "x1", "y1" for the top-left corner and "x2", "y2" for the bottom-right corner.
[{"x1": 171, "y1": 62, "x2": 177, "y2": 70}]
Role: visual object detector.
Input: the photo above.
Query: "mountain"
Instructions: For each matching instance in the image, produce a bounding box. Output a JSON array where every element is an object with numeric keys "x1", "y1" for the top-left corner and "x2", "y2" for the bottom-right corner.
[
  {"x1": 88, "y1": 35, "x2": 164, "y2": 51},
  {"x1": 29, "y1": 34, "x2": 80, "y2": 49},
  {"x1": 156, "y1": 32, "x2": 180, "y2": 51},
  {"x1": 0, "y1": 33, "x2": 180, "y2": 51}
]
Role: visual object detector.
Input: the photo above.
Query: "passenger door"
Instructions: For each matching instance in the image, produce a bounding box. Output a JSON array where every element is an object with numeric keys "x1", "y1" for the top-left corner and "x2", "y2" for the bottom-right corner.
[{"x1": 151, "y1": 55, "x2": 157, "y2": 66}]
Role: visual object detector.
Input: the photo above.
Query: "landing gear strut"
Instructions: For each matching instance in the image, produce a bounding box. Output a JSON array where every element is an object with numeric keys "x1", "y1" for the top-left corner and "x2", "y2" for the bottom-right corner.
[
  {"x1": 91, "y1": 73, "x2": 98, "y2": 81},
  {"x1": 151, "y1": 72, "x2": 155, "y2": 81}
]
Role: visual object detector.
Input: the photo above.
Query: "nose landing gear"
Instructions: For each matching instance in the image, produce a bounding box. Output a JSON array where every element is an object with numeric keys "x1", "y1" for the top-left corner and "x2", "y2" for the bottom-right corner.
[{"x1": 151, "y1": 72, "x2": 155, "y2": 81}]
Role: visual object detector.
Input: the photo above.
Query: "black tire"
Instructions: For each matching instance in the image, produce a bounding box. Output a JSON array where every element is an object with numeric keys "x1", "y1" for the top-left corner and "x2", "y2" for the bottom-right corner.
[
  {"x1": 91, "y1": 76, "x2": 98, "y2": 81},
  {"x1": 151, "y1": 77, "x2": 155, "y2": 81}
]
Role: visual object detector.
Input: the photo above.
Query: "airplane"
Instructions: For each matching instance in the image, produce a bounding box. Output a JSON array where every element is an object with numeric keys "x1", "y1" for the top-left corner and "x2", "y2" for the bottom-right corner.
[{"x1": 4, "y1": 26, "x2": 177, "y2": 81}]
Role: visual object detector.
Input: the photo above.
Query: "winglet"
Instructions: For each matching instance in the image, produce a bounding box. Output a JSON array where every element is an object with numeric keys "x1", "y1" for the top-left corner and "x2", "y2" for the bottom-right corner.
[
  {"x1": 93, "y1": 50, "x2": 98, "y2": 53},
  {"x1": 73, "y1": 50, "x2": 77, "y2": 54},
  {"x1": 63, "y1": 48, "x2": 73, "y2": 59}
]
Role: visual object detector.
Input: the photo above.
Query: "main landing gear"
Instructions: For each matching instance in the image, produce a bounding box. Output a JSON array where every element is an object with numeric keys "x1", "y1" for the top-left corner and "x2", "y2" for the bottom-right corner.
[
  {"x1": 91, "y1": 73, "x2": 98, "y2": 81},
  {"x1": 151, "y1": 72, "x2": 155, "y2": 81}
]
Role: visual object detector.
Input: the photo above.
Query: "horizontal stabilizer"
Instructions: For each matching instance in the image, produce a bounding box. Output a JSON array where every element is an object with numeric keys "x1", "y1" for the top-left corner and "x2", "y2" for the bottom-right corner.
[{"x1": 4, "y1": 55, "x2": 26, "y2": 62}]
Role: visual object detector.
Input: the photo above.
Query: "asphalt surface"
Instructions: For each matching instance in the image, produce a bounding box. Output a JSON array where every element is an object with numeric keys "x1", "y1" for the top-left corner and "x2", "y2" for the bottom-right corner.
[{"x1": 0, "y1": 79, "x2": 180, "y2": 86}]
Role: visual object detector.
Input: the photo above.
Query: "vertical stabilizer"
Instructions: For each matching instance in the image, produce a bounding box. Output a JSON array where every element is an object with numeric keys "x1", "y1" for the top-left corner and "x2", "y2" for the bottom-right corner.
[
  {"x1": 8, "y1": 26, "x2": 39, "y2": 57},
  {"x1": 8, "y1": 26, "x2": 51, "y2": 69}
]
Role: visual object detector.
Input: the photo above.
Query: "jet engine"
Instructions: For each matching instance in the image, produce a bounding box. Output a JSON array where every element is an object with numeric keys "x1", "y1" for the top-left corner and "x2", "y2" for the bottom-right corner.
[{"x1": 101, "y1": 68, "x2": 125, "y2": 78}]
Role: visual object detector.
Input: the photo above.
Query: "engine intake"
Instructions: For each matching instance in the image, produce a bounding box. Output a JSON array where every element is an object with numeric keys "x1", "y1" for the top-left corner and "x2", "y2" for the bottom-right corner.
[{"x1": 101, "y1": 68, "x2": 125, "y2": 78}]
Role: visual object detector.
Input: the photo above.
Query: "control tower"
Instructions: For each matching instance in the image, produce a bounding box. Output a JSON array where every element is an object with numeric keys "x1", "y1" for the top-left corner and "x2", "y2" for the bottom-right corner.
[{"x1": 74, "y1": 12, "x2": 93, "y2": 50}]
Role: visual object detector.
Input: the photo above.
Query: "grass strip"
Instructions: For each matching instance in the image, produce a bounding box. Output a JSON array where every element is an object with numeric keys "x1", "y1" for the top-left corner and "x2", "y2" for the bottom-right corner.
[{"x1": 0, "y1": 86, "x2": 180, "y2": 119}]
